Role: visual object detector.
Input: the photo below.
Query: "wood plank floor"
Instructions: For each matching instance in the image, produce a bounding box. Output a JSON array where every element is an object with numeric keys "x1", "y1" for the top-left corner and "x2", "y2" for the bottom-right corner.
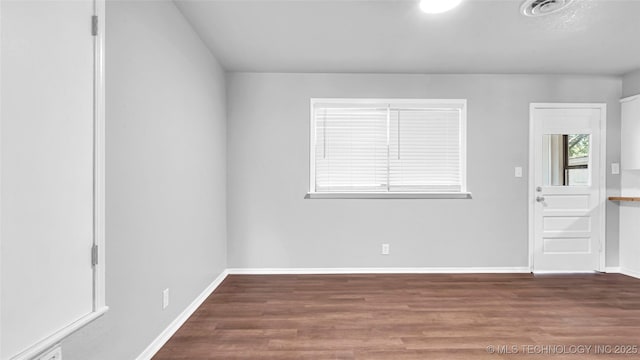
[{"x1": 153, "y1": 274, "x2": 640, "y2": 359}]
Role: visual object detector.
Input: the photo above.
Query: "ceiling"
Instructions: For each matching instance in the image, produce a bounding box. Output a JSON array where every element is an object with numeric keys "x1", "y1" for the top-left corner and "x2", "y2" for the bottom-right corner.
[{"x1": 174, "y1": 0, "x2": 640, "y2": 75}]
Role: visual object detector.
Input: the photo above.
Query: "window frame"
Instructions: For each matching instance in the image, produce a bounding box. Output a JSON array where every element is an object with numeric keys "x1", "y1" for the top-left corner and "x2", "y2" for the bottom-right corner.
[
  {"x1": 308, "y1": 98, "x2": 471, "y2": 199},
  {"x1": 562, "y1": 134, "x2": 590, "y2": 186}
]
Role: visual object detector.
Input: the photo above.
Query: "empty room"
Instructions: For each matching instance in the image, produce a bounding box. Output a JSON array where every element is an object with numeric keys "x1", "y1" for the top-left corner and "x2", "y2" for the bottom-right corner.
[{"x1": 2, "y1": 0, "x2": 640, "y2": 359}]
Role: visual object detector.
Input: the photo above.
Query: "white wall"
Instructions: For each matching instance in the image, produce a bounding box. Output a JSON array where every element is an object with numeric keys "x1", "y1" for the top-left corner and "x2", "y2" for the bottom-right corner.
[
  {"x1": 61, "y1": 1, "x2": 227, "y2": 359},
  {"x1": 623, "y1": 69, "x2": 640, "y2": 98},
  {"x1": 227, "y1": 73, "x2": 621, "y2": 269}
]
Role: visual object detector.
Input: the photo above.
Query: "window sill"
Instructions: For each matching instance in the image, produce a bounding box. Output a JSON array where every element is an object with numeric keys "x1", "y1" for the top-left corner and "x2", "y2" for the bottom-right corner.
[{"x1": 305, "y1": 192, "x2": 472, "y2": 199}]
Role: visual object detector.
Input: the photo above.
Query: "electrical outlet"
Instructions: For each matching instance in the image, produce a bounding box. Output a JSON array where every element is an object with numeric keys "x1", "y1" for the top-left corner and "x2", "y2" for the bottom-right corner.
[
  {"x1": 37, "y1": 346, "x2": 61, "y2": 360},
  {"x1": 162, "y1": 288, "x2": 169, "y2": 310},
  {"x1": 381, "y1": 243, "x2": 390, "y2": 255}
]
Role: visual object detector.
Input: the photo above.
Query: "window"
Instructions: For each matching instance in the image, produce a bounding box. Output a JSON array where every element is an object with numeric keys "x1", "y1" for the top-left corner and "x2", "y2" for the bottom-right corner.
[
  {"x1": 542, "y1": 133, "x2": 590, "y2": 187},
  {"x1": 564, "y1": 134, "x2": 589, "y2": 186},
  {"x1": 308, "y1": 99, "x2": 468, "y2": 198}
]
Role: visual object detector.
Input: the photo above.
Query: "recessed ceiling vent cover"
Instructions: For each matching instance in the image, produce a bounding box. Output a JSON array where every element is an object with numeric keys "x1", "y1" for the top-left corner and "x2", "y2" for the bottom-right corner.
[{"x1": 521, "y1": 0, "x2": 574, "y2": 17}]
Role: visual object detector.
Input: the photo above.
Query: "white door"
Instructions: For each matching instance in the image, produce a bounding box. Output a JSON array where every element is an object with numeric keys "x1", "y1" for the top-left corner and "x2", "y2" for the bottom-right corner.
[
  {"x1": 1, "y1": 1, "x2": 97, "y2": 358},
  {"x1": 530, "y1": 104, "x2": 605, "y2": 272}
]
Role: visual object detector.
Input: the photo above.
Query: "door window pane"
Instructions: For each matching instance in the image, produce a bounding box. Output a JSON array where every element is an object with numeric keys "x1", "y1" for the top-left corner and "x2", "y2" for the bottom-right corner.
[{"x1": 543, "y1": 134, "x2": 590, "y2": 186}]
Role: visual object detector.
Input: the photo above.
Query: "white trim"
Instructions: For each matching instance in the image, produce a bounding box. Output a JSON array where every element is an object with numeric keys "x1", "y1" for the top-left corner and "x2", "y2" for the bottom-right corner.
[
  {"x1": 227, "y1": 267, "x2": 531, "y2": 275},
  {"x1": 309, "y1": 98, "x2": 318, "y2": 194},
  {"x1": 599, "y1": 104, "x2": 608, "y2": 272},
  {"x1": 10, "y1": 307, "x2": 108, "y2": 360},
  {"x1": 135, "y1": 270, "x2": 229, "y2": 360},
  {"x1": 92, "y1": 0, "x2": 107, "y2": 314},
  {"x1": 306, "y1": 192, "x2": 472, "y2": 199},
  {"x1": 532, "y1": 271, "x2": 596, "y2": 275},
  {"x1": 528, "y1": 103, "x2": 607, "y2": 273},
  {"x1": 528, "y1": 105, "x2": 535, "y2": 272},
  {"x1": 621, "y1": 94, "x2": 640, "y2": 104},
  {"x1": 0, "y1": 1, "x2": 4, "y2": 357},
  {"x1": 309, "y1": 98, "x2": 315, "y2": 193},
  {"x1": 605, "y1": 266, "x2": 621, "y2": 273},
  {"x1": 460, "y1": 100, "x2": 468, "y2": 192},
  {"x1": 310, "y1": 98, "x2": 468, "y2": 106},
  {"x1": 620, "y1": 267, "x2": 640, "y2": 279},
  {"x1": 530, "y1": 103, "x2": 609, "y2": 109}
]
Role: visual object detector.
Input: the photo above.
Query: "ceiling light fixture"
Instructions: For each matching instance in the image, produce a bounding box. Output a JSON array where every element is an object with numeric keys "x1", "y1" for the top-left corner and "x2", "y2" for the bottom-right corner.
[
  {"x1": 521, "y1": 0, "x2": 574, "y2": 17},
  {"x1": 419, "y1": 0, "x2": 463, "y2": 14}
]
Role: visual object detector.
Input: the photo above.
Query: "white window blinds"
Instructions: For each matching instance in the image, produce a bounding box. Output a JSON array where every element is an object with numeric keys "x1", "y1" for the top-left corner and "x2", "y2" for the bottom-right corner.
[{"x1": 311, "y1": 99, "x2": 466, "y2": 193}]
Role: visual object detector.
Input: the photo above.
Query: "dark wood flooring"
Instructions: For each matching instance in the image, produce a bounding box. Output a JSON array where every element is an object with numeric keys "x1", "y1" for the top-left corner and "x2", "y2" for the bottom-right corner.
[{"x1": 153, "y1": 273, "x2": 640, "y2": 359}]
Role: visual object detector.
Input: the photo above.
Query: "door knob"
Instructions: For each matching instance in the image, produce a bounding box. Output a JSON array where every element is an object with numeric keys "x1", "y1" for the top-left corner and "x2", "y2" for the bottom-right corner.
[{"x1": 536, "y1": 196, "x2": 545, "y2": 202}]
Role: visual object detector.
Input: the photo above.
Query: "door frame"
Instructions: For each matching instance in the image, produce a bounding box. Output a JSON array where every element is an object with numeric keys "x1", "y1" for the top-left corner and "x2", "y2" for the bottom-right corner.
[{"x1": 528, "y1": 103, "x2": 607, "y2": 273}]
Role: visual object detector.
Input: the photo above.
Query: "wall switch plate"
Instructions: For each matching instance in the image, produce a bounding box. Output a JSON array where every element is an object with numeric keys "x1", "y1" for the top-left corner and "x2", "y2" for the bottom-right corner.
[
  {"x1": 515, "y1": 167, "x2": 523, "y2": 178},
  {"x1": 162, "y1": 288, "x2": 169, "y2": 310},
  {"x1": 381, "y1": 244, "x2": 390, "y2": 255},
  {"x1": 37, "y1": 346, "x2": 62, "y2": 360},
  {"x1": 612, "y1": 163, "x2": 620, "y2": 175}
]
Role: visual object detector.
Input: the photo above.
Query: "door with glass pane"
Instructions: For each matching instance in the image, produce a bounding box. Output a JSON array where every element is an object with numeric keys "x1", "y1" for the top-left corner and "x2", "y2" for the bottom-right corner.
[{"x1": 531, "y1": 104, "x2": 605, "y2": 272}]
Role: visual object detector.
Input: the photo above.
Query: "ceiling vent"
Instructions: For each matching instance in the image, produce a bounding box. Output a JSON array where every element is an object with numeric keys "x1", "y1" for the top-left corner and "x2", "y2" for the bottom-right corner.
[{"x1": 521, "y1": 0, "x2": 574, "y2": 17}]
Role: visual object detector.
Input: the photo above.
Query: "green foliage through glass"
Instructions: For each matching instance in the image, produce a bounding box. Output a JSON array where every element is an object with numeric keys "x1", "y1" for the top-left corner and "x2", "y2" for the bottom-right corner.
[{"x1": 568, "y1": 134, "x2": 589, "y2": 159}]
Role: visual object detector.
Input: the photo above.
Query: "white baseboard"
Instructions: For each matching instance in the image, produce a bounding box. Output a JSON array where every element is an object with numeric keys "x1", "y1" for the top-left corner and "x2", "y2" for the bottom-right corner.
[
  {"x1": 621, "y1": 267, "x2": 640, "y2": 279},
  {"x1": 533, "y1": 270, "x2": 597, "y2": 275},
  {"x1": 605, "y1": 266, "x2": 621, "y2": 273},
  {"x1": 135, "y1": 266, "x2": 528, "y2": 360},
  {"x1": 135, "y1": 269, "x2": 229, "y2": 360},
  {"x1": 135, "y1": 265, "x2": 639, "y2": 360},
  {"x1": 226, "y1": 267, "x2": 531, "y2": 275}
]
